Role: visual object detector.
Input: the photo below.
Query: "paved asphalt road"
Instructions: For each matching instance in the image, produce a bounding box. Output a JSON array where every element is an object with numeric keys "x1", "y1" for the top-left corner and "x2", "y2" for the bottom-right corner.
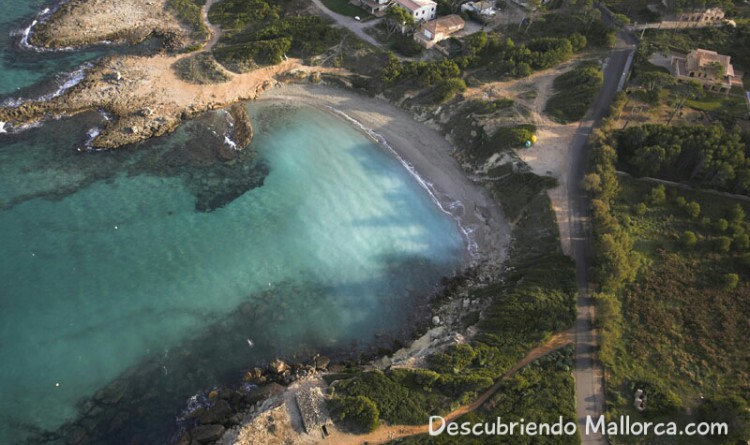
[
  {"x1": 309, "y1": 0, "x2": 385, "y2": 49},
  {"x1": 568, "y1": 27, "x2": 637, "y2": 444}
]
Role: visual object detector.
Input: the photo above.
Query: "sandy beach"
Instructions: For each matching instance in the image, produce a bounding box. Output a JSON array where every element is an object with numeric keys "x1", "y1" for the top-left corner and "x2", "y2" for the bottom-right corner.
[{"x1": 259, "y1": 83, "x2": 511, "y2": 265}]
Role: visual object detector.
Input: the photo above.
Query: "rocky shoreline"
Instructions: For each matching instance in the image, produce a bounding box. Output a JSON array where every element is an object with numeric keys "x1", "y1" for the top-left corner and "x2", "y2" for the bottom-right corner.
[
  {"x1": 0, "y1": 54, "x2": 281, "y2": 150},
  {"x1": 28, "y1": 0, "x2": 192, "y2": 51}
]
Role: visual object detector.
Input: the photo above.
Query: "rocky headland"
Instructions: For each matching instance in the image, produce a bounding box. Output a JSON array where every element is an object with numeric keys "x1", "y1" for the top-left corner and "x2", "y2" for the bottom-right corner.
[
  {"x1": 1, "y1": 0, "x2": 341, "y2": 150},
  {"x1": 0, "y1": 53, "x2": 326, "y2": 149},
  {"x1": 29, "y1": 0, "x2": 192, "y2": 50}
]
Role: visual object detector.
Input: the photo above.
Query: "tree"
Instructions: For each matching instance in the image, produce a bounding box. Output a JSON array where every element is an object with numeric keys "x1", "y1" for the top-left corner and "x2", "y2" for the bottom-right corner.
[
  {"x1": 639, "y1": 71, "x2": 676, "y2": 93},
  {"x1": 731, "y1": 203, "x2": 745, "y2": 223},
  {"x1": 582, "y1": 173, "x2": 602, "y2": 193},
  {"x1": 635, "y1": 203, "x2": 648, "y2": 215},
  {"x1": 705, "y1": 61, "x2": 725, "y2": 80},
  {"x1": 717, "y1": 236, "x2": 732, "y2": 253},
  {"x1": 733, "y1": 233, "x2": 750, "y2": 250},
  {"x1": 722, "y1": 273, "x2": 739, "y2": 290},
  {"x1": 685, "y1": 201, "x2": 701, "y2": 219},
  {"x1": 385, "y1": 6, "x2": 414, "y2": 37},
  {"x1": 379, "y1": 53, "x2": 402, "y2": 83},
  {"x1": 716, "y1": 218, "x2": 729, "y2": 232},
  {"x1": 681, "y1": 230, "x2": 697, "y2": 248},
  {"x1": 330, "y1": 396, "x2": 380, "y2": 433},
  {"x1": 569, "y1": 33, "x2": 587, "y2": 51},
  {"x1": 649, "y1": 184, "x2": 666, "y2": 205}
]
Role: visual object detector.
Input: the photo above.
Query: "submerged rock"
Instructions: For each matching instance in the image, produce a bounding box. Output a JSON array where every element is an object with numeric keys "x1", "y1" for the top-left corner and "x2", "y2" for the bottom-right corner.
[{"x1": 190, "y1": 424, "x2": 225, "y2": 444}]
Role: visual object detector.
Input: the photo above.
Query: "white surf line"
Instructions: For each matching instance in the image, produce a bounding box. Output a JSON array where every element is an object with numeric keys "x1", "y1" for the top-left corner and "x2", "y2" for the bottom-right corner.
[
  {"x1": 220, "y1": 109, "x2": 241, "y2": 150},
  {"x1": 14, "y1": 1, "x2": 77, "y2": 52},
  {"x1": 2, "y1": 62, "x2": 92, "y2": 108},
  {"x1": 0, "y1": 121, "x2": 7, "y2": 134},
  {"x1": 328, "y1": 106, "x2": 481, "y2": 261}
]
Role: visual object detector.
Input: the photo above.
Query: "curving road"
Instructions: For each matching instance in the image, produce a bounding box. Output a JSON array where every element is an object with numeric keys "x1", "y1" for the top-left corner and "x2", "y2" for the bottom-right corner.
[{"x1": 309, "y1": 0, "x2": 385, "y2": 49}]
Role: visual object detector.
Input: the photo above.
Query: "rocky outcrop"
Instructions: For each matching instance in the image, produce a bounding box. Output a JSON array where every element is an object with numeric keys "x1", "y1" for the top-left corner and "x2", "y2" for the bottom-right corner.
[
  {"x1": 190, "y1": 424, "x2": 226, "y2": 444},
  {"x1": 227, "y1": 103, "x2": 253, "y2": 149},
  {"x1": 28, "y1": 0, "x2": 191, "y2": 51}
]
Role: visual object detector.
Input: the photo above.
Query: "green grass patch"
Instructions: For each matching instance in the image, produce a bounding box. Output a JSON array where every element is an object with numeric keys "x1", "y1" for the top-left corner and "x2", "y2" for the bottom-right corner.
[{"x1": 545, "y1": 60, "x2": 603, "y2": 123}]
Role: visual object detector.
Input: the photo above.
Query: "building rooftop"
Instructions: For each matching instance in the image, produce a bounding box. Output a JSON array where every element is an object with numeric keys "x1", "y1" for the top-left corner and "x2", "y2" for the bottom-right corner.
[
  {"x1": 687, "y1": 49, "x2": 735, "y2": 77},
  {"x1": 395, "y1": 0, "x2": 437, "y2": 12},
  {"x1": 422, "y1": 14, "x2": 465, "y2": 35}
]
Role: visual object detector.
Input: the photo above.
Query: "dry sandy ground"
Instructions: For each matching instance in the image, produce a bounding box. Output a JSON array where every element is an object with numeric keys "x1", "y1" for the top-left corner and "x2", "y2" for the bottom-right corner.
[
  {"x1": 260, "y1": 84, "x2": 512, "y2": 265},
  {"x1": 32, "y1": 0, "x2": 187, "y2": 48},
  {"x1": 463, "y1": 58, "x2": 589, "y2": 255}
]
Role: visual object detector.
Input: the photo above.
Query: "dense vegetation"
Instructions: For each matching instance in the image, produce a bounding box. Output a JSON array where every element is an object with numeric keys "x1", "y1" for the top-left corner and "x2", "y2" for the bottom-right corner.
[
  {"x1": 502, "y1": 0, "x2": 615, "y2": 48},
  {"x1": 614, "y1": 124, "x2": 750, "y2": 195},
  {"x1": 545, "y1": 61, "x2": 603, "y2": 122},
  {"x1": 455, "y1": 33, "x2": 577, "y2": 79},
  {"x1": 389, "y1": 347, "x2": 578, "y2": 444},
  {"x1": 209, "y1": 0, "x2": 341, "y2": 70},
  {"x1": 587, "y1": 96, "x2": 750, "y2": 444},
  {"x1": 167, "y1": 0, "x2": 208, "y2": 45}
]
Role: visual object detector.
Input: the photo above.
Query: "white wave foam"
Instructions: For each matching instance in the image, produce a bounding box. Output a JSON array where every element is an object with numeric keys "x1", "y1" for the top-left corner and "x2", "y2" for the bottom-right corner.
[
  {"x1": 2, "y1": 63, "x2": 92, "y2": 109},
  {"x1": 12, "y1": 122, "x2": 43, "y2": 133},
  {"x1": 223, "y1": 135, "x2": 239, "y2": 150},
  {"x1": 0, "y1": 122, "x2": 6, "y2": 134},
  {"x1": 15, "y1": 2, "x2": 75, "y2": 52},
  {"x1": 328, "y1": 107, "x2": 480, "y2": 261}
]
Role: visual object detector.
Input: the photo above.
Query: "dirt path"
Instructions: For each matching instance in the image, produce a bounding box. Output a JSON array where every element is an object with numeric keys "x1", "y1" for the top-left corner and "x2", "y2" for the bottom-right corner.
[
  {"x1": 464, "y1": 58, "x2": 586, "y2": 254},
  {"x1": 320, "y1": 329, "x2": 575, "y2": 445},
  {"x1": 202, "y1": 0, "x2": 223, "y2": 51}
]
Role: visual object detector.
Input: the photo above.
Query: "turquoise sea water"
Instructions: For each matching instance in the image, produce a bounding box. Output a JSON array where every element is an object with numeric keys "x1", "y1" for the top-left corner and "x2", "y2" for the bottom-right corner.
[{"x1": 0, "y1": 4, "x2": 465, "y2": 443}]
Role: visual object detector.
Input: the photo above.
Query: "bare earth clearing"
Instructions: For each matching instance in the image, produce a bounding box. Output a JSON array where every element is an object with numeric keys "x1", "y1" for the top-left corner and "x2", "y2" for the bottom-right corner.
[{"x1": 465, "y1": 58, "x2": 594, "y2": 254}]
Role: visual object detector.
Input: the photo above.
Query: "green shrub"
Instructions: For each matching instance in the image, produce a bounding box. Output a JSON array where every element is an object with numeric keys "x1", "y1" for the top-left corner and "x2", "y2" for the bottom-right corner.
[
  {"x1": 685, "y1": 201, "x2": 701, "y2": 219},
  {"x1": 723, "y1": 273, "x2": 739, "y2": 290},
  {"x1": 717, "y1": 236, "x2": 732, "y2": 253},
  {"x1": 545, "y1": 61, "x2": 603, "y2": 122},
  {"x1": 329, "y1": 396, "x2": 380, "y2": 433},
  {"x1": 635, "y1": 202, "x2": 648, "y2": 215},
  {"x1": 649, "y1": 184, "x2": 666, "y2": 205},
  {"x1": 431, "y1": 78, "x2": 467, "y2": 104},
  {"x1": 429, "y1": 344, "x2": 476, "y2": 374},
  {"x1": 681, "y1": 230, "x2": 697, "y2": 248}
]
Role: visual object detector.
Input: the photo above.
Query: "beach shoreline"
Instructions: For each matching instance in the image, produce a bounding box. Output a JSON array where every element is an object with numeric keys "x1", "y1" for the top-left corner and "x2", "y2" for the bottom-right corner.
[{"x1": 257, "y1": 83, "x2": 511, "y2": 267}]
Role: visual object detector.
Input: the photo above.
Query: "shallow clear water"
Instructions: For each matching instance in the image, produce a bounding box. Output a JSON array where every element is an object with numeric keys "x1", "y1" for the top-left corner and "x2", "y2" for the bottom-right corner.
[
  {"x1": 0, "y1": 3, "x2": 466, "y2": 443},
  {"x1": 0, "y1": 9, "x2": 466, "y2": 438}
]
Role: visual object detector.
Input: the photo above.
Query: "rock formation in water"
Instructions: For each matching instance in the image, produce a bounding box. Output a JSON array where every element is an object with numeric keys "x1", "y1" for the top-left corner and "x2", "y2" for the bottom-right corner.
[{"x1": 227, "y1": 103, "x2": 254, "y2": 149}]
